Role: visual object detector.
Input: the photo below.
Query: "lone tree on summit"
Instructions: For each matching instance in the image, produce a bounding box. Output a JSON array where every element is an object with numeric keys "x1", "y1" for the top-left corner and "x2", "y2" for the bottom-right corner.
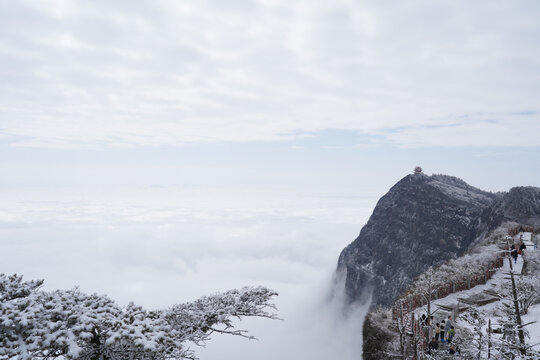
[{"x1": 414, "y1": 166, "x2": 423, "y2": 174}]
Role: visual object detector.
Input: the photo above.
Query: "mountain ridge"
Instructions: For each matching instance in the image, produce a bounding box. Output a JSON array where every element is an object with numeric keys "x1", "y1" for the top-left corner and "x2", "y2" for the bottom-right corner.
[{"x1": 337, "y1": 172, "x2": 540, "y2": 308}]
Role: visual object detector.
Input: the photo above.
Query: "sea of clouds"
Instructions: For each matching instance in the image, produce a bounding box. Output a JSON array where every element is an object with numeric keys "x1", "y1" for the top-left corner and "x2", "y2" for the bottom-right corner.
[{"x1": 1, "y1": 185, "x2": 375, "y2": 359}]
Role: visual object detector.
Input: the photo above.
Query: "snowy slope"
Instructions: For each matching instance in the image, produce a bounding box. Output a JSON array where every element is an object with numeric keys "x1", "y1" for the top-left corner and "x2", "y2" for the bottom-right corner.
[
  {"x1": 430, "y1": 174, "x2": 497, "y2": 208},
  {"x1": 523, "y1": 305, "x2": 540, "y2": 352},
  {"x1": 338, "y1": 173, "x2": 498, "y2": 307},
  {"x1": 410, "y1": 232, "x2": 539, "y2": 356}
]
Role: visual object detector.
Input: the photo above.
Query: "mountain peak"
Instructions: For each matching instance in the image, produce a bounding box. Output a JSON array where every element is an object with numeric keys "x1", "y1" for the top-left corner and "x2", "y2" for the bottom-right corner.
[
  {"x1": 337, "y1": 173, "x2": 540, "y2": 307},
  {"x1": 337, "y1": 173, "x2": 497, "y2": 306}
]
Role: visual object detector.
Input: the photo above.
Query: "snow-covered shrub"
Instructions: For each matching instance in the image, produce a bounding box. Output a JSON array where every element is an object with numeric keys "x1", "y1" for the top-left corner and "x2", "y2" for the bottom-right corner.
[
  {"x1": 399, "y1": 244, "x2": 502, "y2": 307},
  {"x1": 457, "y1": 307, "x2": 487, "y2": 359},
  {"x1": 362, "y1": 307, "x2": 395, "y2": 360},
  {"x1": 498, "y1": 275, "x2": 540, "y2": 315},
  {"x1": 482, "y1": 222, "x2": 519, "y2": 246},
  {"x1": 395, "y1": 224, "x2": 523, "y2": 312},
  {"x1": 0, "y1": 273, "x2": 278, "y2": 360},
  {"x1": 0, "y1": 274, "x2": 45, "y2": 360},
  {"x1": 523, "y1": 245, "x2": 540, "y2": 276},
  {"x1": 0, "y1": 274, "x2": 43, "y2": 302}
]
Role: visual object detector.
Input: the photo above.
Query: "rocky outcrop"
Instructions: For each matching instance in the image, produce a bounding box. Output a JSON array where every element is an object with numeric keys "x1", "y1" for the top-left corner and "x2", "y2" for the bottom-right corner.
[
  {"x1": 340, "y1": 173, "x2": 540, "y2": 360},
  {"x1": 337, "y1": 173, "x2": 499, "y2": 307},
  {"x1": 478, "y1": 186, "x2": 540, "y2": 231}
]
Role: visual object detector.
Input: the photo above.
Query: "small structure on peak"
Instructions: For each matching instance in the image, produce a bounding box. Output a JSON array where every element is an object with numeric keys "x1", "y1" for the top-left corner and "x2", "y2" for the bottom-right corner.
[{"x1": 414, "y1": 166, "x2": 423, "y2": 174}]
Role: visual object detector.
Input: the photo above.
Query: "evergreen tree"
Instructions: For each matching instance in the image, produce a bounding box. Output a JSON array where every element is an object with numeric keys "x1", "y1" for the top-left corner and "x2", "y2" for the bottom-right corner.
[{"x1": 0, "y1": 273, "x2": 278, "y2": 360}]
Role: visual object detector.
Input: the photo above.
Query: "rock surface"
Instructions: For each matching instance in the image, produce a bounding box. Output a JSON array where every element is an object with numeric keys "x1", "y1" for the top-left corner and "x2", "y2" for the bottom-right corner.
[
  {"x1": 341, "y1": 173, "x2": 540, "y2": 360},
  {"x1": 337, "y1": 173, "x2": 499, "y2": 307},
  {"x1": 338, "y1": 173, "x2": 540, "y2": 308},
  {"x1": 478, "y1": 186, "x2": 540, "y2": 231}
]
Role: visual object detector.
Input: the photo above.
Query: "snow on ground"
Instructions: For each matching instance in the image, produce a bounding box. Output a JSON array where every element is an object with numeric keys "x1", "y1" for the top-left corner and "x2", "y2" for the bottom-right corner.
[
  {"x1": 523, "y1": 304, "x2": 540, "y2": 352},
  {"x1": 429, "y1": 177, "x2": 494, "y2": 208},
  {"x1": 412, "y1": 249, "x2": 523, "y2": 318},
  {"x1": 518, "y1": 231, "x2": 536, "y2": 248},
  {"x1": 411, "y1": 232, "x2": 538, "y2": 350},
  {"x1": 521, "y1": 233, "x2": 532, "y2": 242}
]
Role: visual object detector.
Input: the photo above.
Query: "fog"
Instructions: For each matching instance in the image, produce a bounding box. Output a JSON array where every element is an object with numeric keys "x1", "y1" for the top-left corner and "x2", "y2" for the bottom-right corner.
[
  {"x1": 3, "y1": 0, "x2": 540, "y2": 357},
  {"x1": 198, "y1": 272, "x2": 370, "y2": 359},
  {"x1": 1, "y1": 186, "x2": 375, "y2": 359}
]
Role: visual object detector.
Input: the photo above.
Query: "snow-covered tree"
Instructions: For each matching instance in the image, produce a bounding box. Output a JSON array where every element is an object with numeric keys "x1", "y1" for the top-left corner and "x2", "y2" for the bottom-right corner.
[
  {"x1": 400, "y1": 244, "x2": 503, "y2": 305},
  {"x1": 166, "y1": 286, "x2": 278, "y2": 341},
  {"x1": 0, "y1": 274, "x2": 43, "y2": 302},
  {"x1": 362, "y1": 307, "x2": 394, "y2": 360},
  {"x1": 459, "y1": 308, "x2": 486, "y2": 360},
  {"x1": 499, "y1": 275, "x2": 540, "y2": 316},
  {"x1": 411, "y1": 267, "x2": 435, "y2": 327},
  {"x1": 394, "y1": 305, "x2": 408, "y2": 360},
  {"x1": 523, "y1": 247, "x2": 540, "y2": 276},
  {"x1": 0, "y1": 274, "x2": 45, "y2": 360},
  {"x1": 0, "y1": 274, "x2": 278, "y2": 360}
]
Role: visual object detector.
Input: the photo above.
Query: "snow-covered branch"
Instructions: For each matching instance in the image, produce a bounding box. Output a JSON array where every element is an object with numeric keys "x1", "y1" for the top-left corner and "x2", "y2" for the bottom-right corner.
[
  {"x1": 165, "y1": 286, "x2": 280, "y2": 342},
  {"x1": 0, "y1": 274, "x2": 279, "y2": 360}
]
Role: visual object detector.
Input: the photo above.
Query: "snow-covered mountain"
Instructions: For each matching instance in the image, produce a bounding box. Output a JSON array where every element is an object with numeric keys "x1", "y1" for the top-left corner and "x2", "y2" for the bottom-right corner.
[
  {"x1": 335, "y1": 171, "x2": 540, "y2": 359},
  {"x1": 337, "y1": 172, "x2": 499, "y2": 307},
  {"x1": 362, "y1": 227, "x2": 540, "y2": 359},
  {"x1": 478, "y1": 186, "x2": 540, "y2": 231}
]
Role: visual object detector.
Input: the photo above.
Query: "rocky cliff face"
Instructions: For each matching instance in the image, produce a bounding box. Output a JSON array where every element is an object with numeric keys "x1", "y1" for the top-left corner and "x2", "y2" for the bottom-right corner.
[
  {"x1": 337, "y1": 173, "x2": 498, "y2": 307},
  {"x1": 342, "y1": 174, "x2": 540, "y2": 360}
]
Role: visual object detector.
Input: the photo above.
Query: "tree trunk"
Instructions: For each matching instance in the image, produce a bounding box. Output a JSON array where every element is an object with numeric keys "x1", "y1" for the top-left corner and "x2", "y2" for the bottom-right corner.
[{"x1": 488, "y1": 319, "x2": 491, "y2": 359}]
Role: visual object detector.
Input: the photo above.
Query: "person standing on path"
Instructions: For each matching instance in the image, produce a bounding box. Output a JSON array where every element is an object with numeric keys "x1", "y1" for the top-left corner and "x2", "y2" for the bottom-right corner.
[
  {"x1": 444, "y1": 315, "x2": 453, "y2": 334},
  {"x1": 440, "y1": 321, "x2": 446, "y2": 342},
  {"x1": 519, "y1": 241, "x2": 527, "y2": 255},
  {"x1": 511, "y1": 244, "x2": 518, "y2": 264},
  {"x1": 447, "y1": 326, "x2": 456, "y2": 343}
]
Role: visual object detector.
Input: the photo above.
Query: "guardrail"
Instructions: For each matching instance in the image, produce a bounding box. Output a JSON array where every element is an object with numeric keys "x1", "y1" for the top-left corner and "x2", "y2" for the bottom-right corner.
[{"x1": 392, "y1": 255, "x2": 504, "y2": 319}]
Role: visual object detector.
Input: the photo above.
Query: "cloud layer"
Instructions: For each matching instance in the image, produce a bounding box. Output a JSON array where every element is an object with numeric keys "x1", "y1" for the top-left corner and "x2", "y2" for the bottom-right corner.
[
  {"x1": 0, "y1": 186, "x2": 374, "y2": 359},
  {"x1": 2, "y1": 0, "x2": 540, "y2": 147}
]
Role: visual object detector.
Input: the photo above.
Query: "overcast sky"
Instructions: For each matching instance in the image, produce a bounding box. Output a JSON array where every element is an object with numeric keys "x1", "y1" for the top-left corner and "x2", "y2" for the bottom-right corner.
[{"x1": 1, "y1": 1, "x2": 540, "y2": 359}]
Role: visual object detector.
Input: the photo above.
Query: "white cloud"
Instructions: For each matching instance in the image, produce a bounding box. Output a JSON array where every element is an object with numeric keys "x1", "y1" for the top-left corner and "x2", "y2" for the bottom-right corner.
[
  {"x1": 1, "y1": 0, "x2": 540, "y2": 147},
  {"x1": 0, "y1": 187, "x2": 372, "y2": 359},
  {"x1": 373, "y1": 113, "x2": 540, "y2": 147}
]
